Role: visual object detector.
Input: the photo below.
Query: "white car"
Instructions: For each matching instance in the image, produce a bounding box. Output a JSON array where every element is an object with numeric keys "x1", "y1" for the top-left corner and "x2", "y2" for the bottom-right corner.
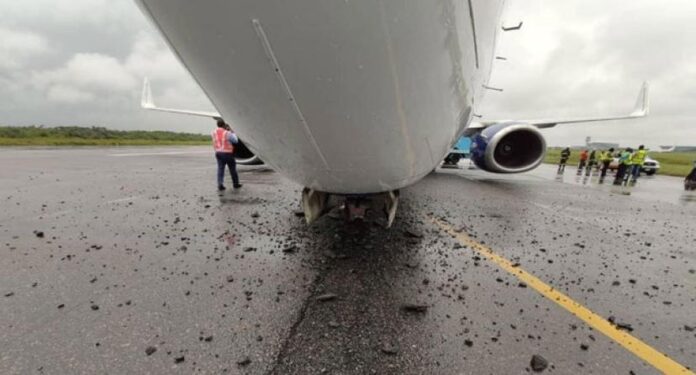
[{"x1": 608, "y1": 156, "x2": 660, "y2": 175}]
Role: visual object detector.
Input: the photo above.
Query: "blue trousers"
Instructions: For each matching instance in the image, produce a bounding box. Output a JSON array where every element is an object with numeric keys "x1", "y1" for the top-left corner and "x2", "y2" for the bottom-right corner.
[{"x1": 216, "y1": 152, "x2": 239, "y2": 187}]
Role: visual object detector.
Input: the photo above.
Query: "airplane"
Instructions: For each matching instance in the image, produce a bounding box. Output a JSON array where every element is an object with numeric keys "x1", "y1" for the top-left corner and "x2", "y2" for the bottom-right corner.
[{"x1": 134, "y1": 0, "x2": 649, "y2": 227}]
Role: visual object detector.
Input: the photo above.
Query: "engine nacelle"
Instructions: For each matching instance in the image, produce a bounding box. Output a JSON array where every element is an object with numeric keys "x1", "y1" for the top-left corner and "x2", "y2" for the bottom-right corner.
[
  {"x1": 235, "y1": 139, "x2": 263, "y2": 165},
  {"x1": 470, "y1": 122, "x2": 546, "y2": 173}
]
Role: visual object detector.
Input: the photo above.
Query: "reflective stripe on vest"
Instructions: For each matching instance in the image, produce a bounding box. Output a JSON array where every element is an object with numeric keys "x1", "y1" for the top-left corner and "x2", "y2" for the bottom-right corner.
[{"x1": 212, "y1": 128, "x2": 234, "y2": 153}]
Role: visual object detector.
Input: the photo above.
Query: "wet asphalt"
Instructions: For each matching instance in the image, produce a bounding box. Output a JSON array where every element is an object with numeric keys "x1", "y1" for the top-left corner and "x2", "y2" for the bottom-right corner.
[{"x1": 1, "y1": 147, "x2": 695, "y2": 374}]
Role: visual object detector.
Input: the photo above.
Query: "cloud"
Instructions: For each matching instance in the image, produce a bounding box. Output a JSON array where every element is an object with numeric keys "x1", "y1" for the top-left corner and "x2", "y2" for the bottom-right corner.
[
  {"x1": 0, "y1": 27, "x2": 49, "y2": 70},
  {"x1": 1, "y1": 0, "x2": 695, "y2": 146},
  {"x1": 33, "y1": 53, "x2": 137, "y2": 98},
  {"x1": 480, "y1": 0, "x2": 696, "y2": 147},
  {"x1": 46, "y1": 84, "x2": 95, "y2": 104}
]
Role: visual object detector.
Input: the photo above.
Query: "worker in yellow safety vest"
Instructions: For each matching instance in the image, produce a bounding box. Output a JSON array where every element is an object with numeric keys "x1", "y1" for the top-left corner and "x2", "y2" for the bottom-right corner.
[
  {"x1": 629, "y1": 145, "x2": 648, "y2": 183},
  {"x1": 599, "y1": 148, "x2": 615, "y2": 183}
]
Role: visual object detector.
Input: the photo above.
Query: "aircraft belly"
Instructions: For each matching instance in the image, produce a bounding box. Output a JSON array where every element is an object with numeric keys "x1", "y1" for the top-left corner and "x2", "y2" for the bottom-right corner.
[{"x1": 136, "y1": 0, "x2": 500, "y2": 194}]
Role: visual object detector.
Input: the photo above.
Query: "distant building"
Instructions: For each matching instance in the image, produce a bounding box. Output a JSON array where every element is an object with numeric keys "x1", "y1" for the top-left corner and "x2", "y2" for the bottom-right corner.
[{"x1": 584, "y1": 136, "x2": 619, "y2": 150}]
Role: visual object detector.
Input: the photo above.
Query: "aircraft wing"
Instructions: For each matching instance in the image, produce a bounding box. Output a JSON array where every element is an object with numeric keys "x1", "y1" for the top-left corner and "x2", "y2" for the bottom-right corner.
[
  {"x1": 468, "y1": 82, "x2": 649, "y2": 132},
  {"x1": 141, "y1": 78, "x2": 222, "y2": 119}
]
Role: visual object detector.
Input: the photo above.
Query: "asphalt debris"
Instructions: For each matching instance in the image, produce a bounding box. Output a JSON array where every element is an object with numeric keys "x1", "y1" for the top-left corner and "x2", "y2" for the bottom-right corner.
[
  {"x1": 316, "y1": 293, "x2": 338, "y2": 302},
  {"x1": 282, "y1": 245, "x2": 297, "y2": 253},
  {"x1": 530, "y1": 354, "x2": 549, "y2": 372},
  {"x1": 237, "y1": 357, "x2": 252, "y2": 367},
  {"x1": 380, "y1": 342, "x2": 399, "y2": 355},
  {"x1": 145, "y1": 346, "x2": 157, "y2": 356},
  {"x1": 404, "y1": 229, "x2": 423, "y2": 238},
  {"x1": 401, "y1": 303, "x2": 428, "y2": 314}
]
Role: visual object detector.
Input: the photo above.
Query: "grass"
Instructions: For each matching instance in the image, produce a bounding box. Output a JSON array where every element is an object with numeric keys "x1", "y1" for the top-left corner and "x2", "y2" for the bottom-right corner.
[
  {"x1": 0, "y1": 126, "x2": 210, "y2": 146},
  {"x1": 544, "y1": 148, "x2": 696, "y2": 177},
  {"x1": 0, "y1": 137, "x2": 209, "y2": 146}
]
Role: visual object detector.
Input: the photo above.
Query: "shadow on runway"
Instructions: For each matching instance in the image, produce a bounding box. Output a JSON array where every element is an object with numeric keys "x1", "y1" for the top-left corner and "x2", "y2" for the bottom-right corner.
[{"x1": 679, "y1": 191, "x2": 696, "y2": 203}]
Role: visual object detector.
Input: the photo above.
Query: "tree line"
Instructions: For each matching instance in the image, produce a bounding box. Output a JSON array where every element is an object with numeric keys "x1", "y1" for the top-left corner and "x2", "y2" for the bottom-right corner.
[{"x1": 0, "y1": 126, "x2": 209, "y2": 142}]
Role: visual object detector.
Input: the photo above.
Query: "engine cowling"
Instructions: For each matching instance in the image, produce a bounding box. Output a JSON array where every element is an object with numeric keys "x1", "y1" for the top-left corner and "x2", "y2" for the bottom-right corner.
[
  {"x1": 470, "y1": 122, "x2": 546, "y2": 173},
  {"x1": 234, "y1": 139, "x2": 263, "y2": 165}
]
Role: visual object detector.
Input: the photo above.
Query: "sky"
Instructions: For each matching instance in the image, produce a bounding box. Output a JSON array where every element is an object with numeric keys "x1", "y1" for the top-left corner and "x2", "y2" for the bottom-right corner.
[{"x1": 1, "y1": 0, "x2": 695, "y2": 147}]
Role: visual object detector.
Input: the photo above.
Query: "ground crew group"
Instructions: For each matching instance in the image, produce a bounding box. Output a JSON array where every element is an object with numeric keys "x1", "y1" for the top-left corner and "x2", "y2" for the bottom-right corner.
[{"x1": 557, "y1": 145, "x2": 649, "y2": 186}]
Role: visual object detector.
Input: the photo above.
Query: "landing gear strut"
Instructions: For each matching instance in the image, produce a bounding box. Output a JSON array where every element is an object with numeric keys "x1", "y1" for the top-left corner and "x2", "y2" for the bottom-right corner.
[
  {"x1": 301, "y1": 189, "x2": 400, "y2": 228},
  {"x1": 301, "y1": 188, "x2": 330, "y2": 224}
]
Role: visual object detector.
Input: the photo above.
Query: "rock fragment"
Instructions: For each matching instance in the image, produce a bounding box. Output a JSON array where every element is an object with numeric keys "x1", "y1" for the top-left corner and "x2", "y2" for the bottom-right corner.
[
  {"x1": 316, "y1": 293, "x2": 337, "y2": 302},
  {"x1": 174, "y1": 356, "x2": 185, "y2": 364},
  {"x1": 237, "y1": 357, "x2": 251, "y2": 367},
  {"x1": 404, "y1": 229, "x2": 423, "y2": 238},
  {"x1": 282, "y1": 245, "x2": 297, "y2": 253},
  {"x1": 530, "y1": 354, "x2": 548, "y2": 372},
  {"x1": 380, "y1": 342, "x2": 399, "y2": 355},
  {"x1": 145, "y1": 346, "x2": 157, "y2": 356},
  {"x1": 401, "y1": 303, "x2": 428, "y2": 313}
]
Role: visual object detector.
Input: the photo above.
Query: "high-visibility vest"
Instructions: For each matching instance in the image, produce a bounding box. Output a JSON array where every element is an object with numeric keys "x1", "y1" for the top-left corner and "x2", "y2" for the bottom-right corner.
[
  {"x1": 212, "y1": 128, "x2": 234, "y2": 153},
  {"x1": 631, "y1": 149, "x2": 647, "y2": 166},
  {"x1": 619, "y1": 151, "x2": 632, "y2": 165},
  {"x1": 600, "y1": 151, "x2": 613, "y2": 162}
]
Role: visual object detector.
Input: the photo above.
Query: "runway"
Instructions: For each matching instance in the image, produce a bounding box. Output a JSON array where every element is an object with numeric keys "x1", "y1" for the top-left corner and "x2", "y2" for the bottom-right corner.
[{"x1": 1, "y1": 147, "x2": 695, "y2": 374}]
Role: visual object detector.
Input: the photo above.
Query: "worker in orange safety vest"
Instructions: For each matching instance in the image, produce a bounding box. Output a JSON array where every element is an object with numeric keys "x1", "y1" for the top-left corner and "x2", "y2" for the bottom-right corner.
[{"x1": 212, "y1": 119, "x2": 241, "y2": 191}]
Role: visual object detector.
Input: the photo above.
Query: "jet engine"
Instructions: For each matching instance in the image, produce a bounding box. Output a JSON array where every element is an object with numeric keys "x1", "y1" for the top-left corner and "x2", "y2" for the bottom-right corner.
[
  {"x1": 470, "y1": 122, "x2": 546, "y2": 173},
  {"x1": 234, "y1": 139, "x2": 263, "y2": 165}
]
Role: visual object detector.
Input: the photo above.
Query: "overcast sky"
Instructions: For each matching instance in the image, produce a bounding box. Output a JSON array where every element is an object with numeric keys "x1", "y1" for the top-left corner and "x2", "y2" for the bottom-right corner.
[{"x1": 1, "y1": 0, "x2": 695, "y2": 147}]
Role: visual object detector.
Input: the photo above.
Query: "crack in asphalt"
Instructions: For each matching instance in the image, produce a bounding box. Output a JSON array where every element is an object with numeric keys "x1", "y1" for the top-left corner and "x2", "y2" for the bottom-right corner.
[{"x1": 267, "y1": 272, "x2": 325, "y2": 374}]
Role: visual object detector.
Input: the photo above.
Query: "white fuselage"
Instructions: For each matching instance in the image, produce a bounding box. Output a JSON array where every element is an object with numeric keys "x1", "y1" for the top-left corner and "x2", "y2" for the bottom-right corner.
[{"x1": 136, "y1": 0, "x2": 505, "y2": 194}]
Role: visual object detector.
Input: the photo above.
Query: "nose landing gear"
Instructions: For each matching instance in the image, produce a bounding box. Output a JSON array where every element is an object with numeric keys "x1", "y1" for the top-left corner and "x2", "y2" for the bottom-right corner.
[{"x1": 301, "y1": 189, "x2": 400, "y2": 228}]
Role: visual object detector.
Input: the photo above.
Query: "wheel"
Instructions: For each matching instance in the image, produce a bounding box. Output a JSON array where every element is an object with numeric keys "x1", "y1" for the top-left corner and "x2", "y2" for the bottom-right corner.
[{"x1": 645, "y1": 170, "x2": 656, "y2": 176}]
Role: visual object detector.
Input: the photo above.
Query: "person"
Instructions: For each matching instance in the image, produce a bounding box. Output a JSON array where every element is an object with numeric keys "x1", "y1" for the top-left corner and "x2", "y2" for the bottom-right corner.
[
  {"x1": 685, "y1": 161, "x2": 696, "y2": 191},
  {"x1": 614, "y1": 147, "x2": 632, "y2": 185},
  {"x1": 577, "y1": 149, "x2": 589, "y2": 174},
  {"x1": 599, "y1": 148, "x2": 615, "y2": 183},
  {"x1": 212, "y1": 119, "x2": 241, "y2": 191},
  {"x1": 558, "y1": 147, "x2": 571, "y2": 173},
  {"x1": 629, "y1": 145, "x2": 648, "y2": 183},
  {"x1": 585, "y1": 149, "x2": 597, "y2": 176}
]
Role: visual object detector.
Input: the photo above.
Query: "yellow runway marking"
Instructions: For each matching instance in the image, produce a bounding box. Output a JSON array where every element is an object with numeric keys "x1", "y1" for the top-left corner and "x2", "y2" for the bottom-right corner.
[{"x1": 431, "y1": 217, "x2": 694, "y2": 374}]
